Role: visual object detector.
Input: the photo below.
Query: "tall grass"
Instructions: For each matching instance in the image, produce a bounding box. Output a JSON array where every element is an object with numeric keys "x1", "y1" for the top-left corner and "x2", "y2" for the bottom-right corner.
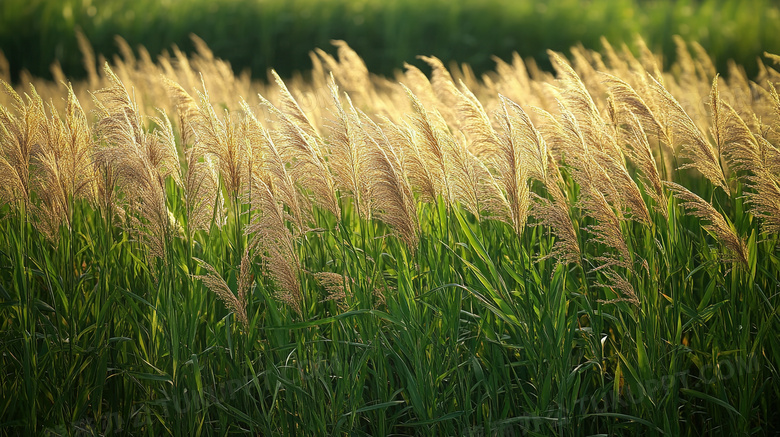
[{"x1": 1, "y1": 37, "x2": 779, "y2": 436}]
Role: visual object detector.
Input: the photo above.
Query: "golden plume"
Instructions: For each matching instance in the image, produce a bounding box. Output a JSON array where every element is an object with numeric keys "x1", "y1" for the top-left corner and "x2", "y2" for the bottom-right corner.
[
  {"x1": 242, "y1": 99, "x2": 308, "y2": 234},
  {"x1": 358, "y1": 114, "x2": 419, "y2": 249},
  {"x1": 0, "y1": 50, "x2": 9, "y2": 84},
  {"x1": 665, "y1": 182, "x2": 748, "y2": 267},
  {"x1": 529, "y1": 153, "x2": 581, "y2": 267},
  {"x1": 403, "y1": 84, "x2": 453, "y2": 205},
  {"x1": 595, "y1": 268, "x2": 639, "y2": 306},
  {"x1": 193, "y1": 252, "x2": 251, "y2": 331},
  {"x1": 190, "y1": 86, "x2": 246, "y2": 200},
  {"x1": 649, "y1": 76, "x2": 729, "y2": 192},
  {"x1": 316, "y1": 40, "x2": 373, "y2": 103},
  {"x1": 548, "y1": 50, "x2": 621, "y2": 161},
  {"x1": 246, "y1": 176, "x2": 303, "y2": 314},
  {"x1": 164, "y1": 77, "x2": 227, "y2": 231},
  {"x1": 712, "y1": 100, "x2": 780, "y2": 235},
  {"x1": 418, "y1": 55, "x2": 461, "y2": 117},
  {"x1": 30, "y1": 85, "x2": 94, "y2": 242},
  {"x1": 591, "y1": 149, "x2": 651, "y2": 225},
  {"x1": 601, "y1": 72, "x2": 669, "y2": 146},
  {"x1": 162, "y1": 76, "x2": 202, "y2": 147},
  {"x1": 400, "y1": 62, "x2": 454, "y2": 130},
  {"x1": 75, "y1": 29, "x2": 99, "y2": 89},
  {"x1": 258, "y1": 92, "x2": 340, "y2": 219},
  {"x1": 742, "y1": 155, "x2": 780, "y2": 235},
  {"x1": 325, "y1": 77, "x2": 371, "y2": 218},
  {"x1": 92, "y1": 63, "x2": 179, "y2": 261},
  {"x1": 492, "y1": 96, "x2": 535, "y2": 236},
  {"x1": 270, "y1": 69, "x2": 320, "y2": 140},
  {"x1": 541, "y1": 103, "x2": 631, "y2": 268},
  {"x1": 454, "y1": 80, "x2": 501, "y2": 158},
  {"x1": 0, "y1": 80, "x2": 44, "y2": 207},
  {"x1": 498, "y1": 95, "x2": 548, "y2": 182},
  {"x1": 447, "y1": 129, "x2": 498, "y2": 218},
  {"x1": 622, "y1": 113, "x2": 667, "y2": 218}
]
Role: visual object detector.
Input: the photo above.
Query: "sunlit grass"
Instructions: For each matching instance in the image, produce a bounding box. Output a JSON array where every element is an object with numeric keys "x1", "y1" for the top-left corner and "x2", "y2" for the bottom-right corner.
[{"x1": 1, "y1": 37, "x2": 779, "y2": 436}]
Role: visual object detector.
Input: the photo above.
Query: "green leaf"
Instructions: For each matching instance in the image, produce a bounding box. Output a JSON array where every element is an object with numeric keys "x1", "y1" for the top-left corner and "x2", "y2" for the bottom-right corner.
[{"x1": 680, "y1": 388, "x2": 740, "y2": 416}]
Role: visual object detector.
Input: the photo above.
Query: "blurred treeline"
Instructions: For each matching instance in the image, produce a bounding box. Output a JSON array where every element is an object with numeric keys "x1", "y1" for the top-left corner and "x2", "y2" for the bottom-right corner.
[{"x1": 1, "y1": 0, "x2": 778, "y2": 83}]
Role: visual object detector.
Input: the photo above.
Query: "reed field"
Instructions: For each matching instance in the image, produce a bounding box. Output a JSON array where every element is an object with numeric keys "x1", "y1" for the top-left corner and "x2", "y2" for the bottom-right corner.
[{"x1": 1, "y1": 35, "x2": 780, "y2": 436}]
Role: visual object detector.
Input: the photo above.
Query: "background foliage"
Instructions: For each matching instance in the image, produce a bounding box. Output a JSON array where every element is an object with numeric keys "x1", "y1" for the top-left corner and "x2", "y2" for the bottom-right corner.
[{"x1": 1, "y1": 0, "x2": 779, "y2": 82}]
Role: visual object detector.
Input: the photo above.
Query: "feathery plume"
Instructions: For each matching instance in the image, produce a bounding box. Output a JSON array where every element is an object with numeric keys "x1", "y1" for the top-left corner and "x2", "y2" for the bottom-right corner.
[
  {"x1": 635, "y1": 36, "x2": 664, "y2": 83},
  {"x1": 714, "y1": 103, "x2": 780, "y2": 235},
  {"x1": 400, "y1": 62, "x2": 452, "y2": 128},
  {"x1": 549, "y1": 106, "x2": 622, "y2": 216},
  {"x1": 315, "y1": 271, "x2": 352, "y2": 309},
  {"x1": 75, "y1": 29, "x2": 99, "y2": 88},
  {"x1": 595, "y1": 268, "x2": 639, "y2": 306},
  {"x1": 768, "y1": 81, "x2": 780, "y2": 126},
  {"x1": 186, "y1": 152, "x2": 225, "y2": 233},
  {"x1": 599, "y1": 37, "x2": 629, "y2": 74},
  {"x1": 601, "y1": 72, "x2": 668, "y2": 146},
  {"x1": 92, "y1": 64, "x2": 178, "y2": 261},
  {"x1": 717, "y1": 99, "x2": 763, "y2": 176},
  {"x1": 258, "y1": 93, "x2": 340, "y2": 219},
  {"x1": 650, "y1": 76, "x2": 729, "y2": 191},
  {"x1": 419, "y1": 55, "x2": 461, "y2": 114},
  {"x1": 454, "y1": 79, "x2": 501, "y2": 158},
  {"x1": 358, "y1": 114, "x2": 419, "y2": 248},
  {"x1": 315, "y1": 271, "x2": 387, "y2": 309},
  {"x1": 447, "y1": 130, "x2": 497, "y2": 218},
  {"x1": 591, "y1": 149, "x2": 651, "y2": 225},
  {"x1": 404, "y1": 85, "x2": 490, "y2": 217},
  {"x1": 170, "y1": 45, "x2": 199, "y2": 96},
  {"x1": 579, "y1": 179, "x2": 633, "y2": 270},
  {"x1": 332, "y1": 40, "x2": 372, "y2": 96},
  {"x1": 529, "y1": 154, "x2": 581, "y2": 266},
  {"x1": 114, "y1": 35, "x2": 137, "y2": 68},
  {"x1": 0, "y1": 50, "x2": 9, "y2": 84},
  {"x1": 548, "y1": 50, "x2": 621, "y2": 160},
  {"x1": 403, "y1": 84, "x2": 453, "y2": 205},
  {"x1": 325, "y1": 78, "x2": 371, "y2": 218},
  {"x1": 30, "y1": 86, "x2": 94, "y2": 242},
  {"x1": 270, "y1": 70, "x2": 320, "y2": 139},
  {"x1": 498, "y1": 95, "x2": 548, "y2": 182},
  {"x1": 193, "y1": 253, "x2": 250, "y2": 331},
  {"x1": 0, "y1": 80, "x2": 44, "y2": 207},
  {"x1": 742, "y1": 158, "x2": 780, "y2": 235},
  {"x1": 490, "y1": 53, "x2": 533, "y2": 106},
  {"x1": 242, "y1": 100, "x2": 308, "y2": 233},
  {"x1": 165, "y1": 77, "x2": 227, "y2": 231},
  {"x1": 246, "y1": 177, "x2": 303, "y2": 314},
  {"x1": 191, "y1": 86, "x2": 246, "y2": 200},
  {"x1": 163, "y1": 76, "x2": 202, "y2": 147},
  {"x1": 665, "y1": 181, "x2": 748, "y2": 267},
  {"x1": 543, "y1": 103, "x2": 631, "y2": 267},
  {"x1": 622, "y1": 113, "x2": 667, "y2": 218},
  {"x1": 690, "y1": 41, "x2": 717, "y2": 81},
  {"x1": 493, "y1": 96, "x2": 535, "y2": 235},
  {"x1": 673, "y1": 36, "x2": 698, "y2": 85},
  {"x1": 315, "y1": 40, "x2": 373, "y2": 102}
]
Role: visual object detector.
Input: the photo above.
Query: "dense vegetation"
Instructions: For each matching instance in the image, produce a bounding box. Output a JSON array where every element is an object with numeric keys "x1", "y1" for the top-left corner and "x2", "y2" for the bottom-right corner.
[
  {"x1": 1, "y1": 0, "x2": 779, "y2": 83},
  {"x1": 1, "y1": 36, "x2": 780, "y2": 435}
]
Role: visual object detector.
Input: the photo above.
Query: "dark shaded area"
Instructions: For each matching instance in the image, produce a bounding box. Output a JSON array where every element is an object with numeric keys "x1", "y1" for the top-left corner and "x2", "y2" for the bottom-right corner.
[{"x1": 1, "y1": 0, "x2": 777, "y2": 83}]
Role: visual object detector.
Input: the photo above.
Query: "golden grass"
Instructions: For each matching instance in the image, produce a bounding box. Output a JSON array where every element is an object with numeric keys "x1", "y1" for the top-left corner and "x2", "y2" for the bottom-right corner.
[{"x1": 1, "y1": 36, "x2": 779, "y2": 311}]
